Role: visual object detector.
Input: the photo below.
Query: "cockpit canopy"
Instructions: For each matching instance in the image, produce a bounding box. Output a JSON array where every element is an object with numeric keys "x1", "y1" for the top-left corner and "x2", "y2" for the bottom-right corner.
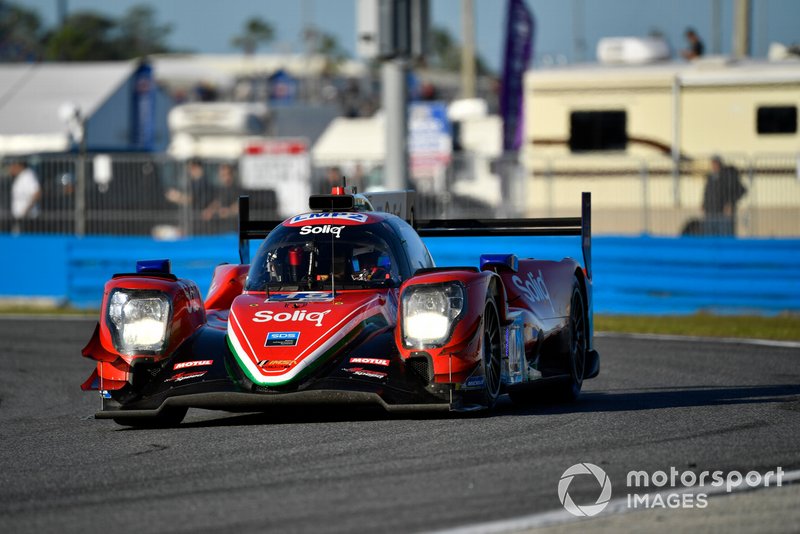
[{"x1": 246, "y1": 221, "x2": 403, "y2": 291}]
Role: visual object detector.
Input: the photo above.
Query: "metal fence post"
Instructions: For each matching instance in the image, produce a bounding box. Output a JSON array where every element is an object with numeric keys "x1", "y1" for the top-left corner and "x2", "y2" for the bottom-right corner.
[
  {"x1": 641, "y1": 160, "x2": 650, "y2": 235},
  {"x1": 74, "y1": 116, "x2": 87, "y2": 237}
]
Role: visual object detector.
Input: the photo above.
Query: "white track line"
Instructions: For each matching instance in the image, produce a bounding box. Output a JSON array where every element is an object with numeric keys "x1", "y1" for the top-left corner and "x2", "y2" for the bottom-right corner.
[
  {"x1": 431, "y1": 468, "x2": 800, "y2": 534},
  {"x1": 596, "y1": 331, "x2": 800, "y2": 349}
]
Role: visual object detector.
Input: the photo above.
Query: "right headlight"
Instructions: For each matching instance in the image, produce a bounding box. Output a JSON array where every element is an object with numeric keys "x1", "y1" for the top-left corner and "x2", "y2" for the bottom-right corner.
[
  {"x1": 107, "y1": 289, "x2": 171, "y2": 355},
  {"x1": 401, "y1": 282, "x2": 465, "y2": 348}
]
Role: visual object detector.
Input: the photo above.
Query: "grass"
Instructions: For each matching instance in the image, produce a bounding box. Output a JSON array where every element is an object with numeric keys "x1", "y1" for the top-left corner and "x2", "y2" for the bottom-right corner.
[
  {"x1": 595, "y1": 313, "x2": 800, "y2": 341},
  {"x1": 0, "y1": 304, "x2": 797, "y2": 341}
]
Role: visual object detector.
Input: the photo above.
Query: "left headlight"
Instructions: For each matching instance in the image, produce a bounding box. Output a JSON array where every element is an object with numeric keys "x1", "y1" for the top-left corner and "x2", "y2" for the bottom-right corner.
[
  {"x1": 401, "y1": 282, "x2": 465, "y2": 348},
  {"x1": 107, "y1": 289, "x2": 171, "y2": 354}
]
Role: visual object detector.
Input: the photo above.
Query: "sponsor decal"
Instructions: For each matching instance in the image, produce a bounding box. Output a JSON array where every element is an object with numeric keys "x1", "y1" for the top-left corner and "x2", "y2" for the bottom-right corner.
[
  {"x1": 289, "y1": 212, "x2": 368, "y2": 224},
  {"x1": 257, "y1": 359, "x2": 297, "y2": 370},
  {"x1": 464, "y1": 375, "x2": 485, "y2": 389},
  {"x1": 253, "y1": 309, "x2": 330, "y2": 326},
  {"x1": 173, "y1": 360, "x2": 213, "y2": 370},
  {"x1": 166, "y1": 371, "x2": 207, "y2": 382},
  {"x1": 268, "y1": 292, "x2": 333, "y2": 302},
  {"x1": 101, "y1": 390, "x2": 112, "y2": 399},
  {"x1": 265, "y1": 331, "x2": 300, "y2": 347},
  {"x1": 299, "y1": 224, "x2": 344, "y2": 238},
  {"x1": 511, "y1": 269, "x2": 555, "y2": 313},
  {"x1": 344, "y1": 367, "x2": 387, "y2": 380},
  {"x1": 349, "y1": 357, "x2": 390, "y2": 367}
]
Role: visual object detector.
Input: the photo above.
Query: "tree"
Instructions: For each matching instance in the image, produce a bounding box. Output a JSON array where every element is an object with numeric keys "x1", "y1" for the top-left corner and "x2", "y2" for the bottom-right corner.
[
  {"x1": 116, "y1": 5, "x2": 174, "y2": 57},
  {"x1": 0, "y1": 0, "x2": 45, "y2": 61},
  {"x1": 427, "y1": 25, "x2": 492, "y2": 75},
  {"x1": 44, "y1": 11, "x2": 123, "y2": 61},
  {"x1": 316, "y1": 31, "x2": 349, "y2": 66},
  {"x1": 231, "y1": 17, "x2": 274, "y2": 55}
]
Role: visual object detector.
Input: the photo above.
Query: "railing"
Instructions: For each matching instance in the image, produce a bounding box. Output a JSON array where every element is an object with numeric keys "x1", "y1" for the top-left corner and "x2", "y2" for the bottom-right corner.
[{"x1": 1, "y1": 152, "x2": 798, "y2": 237}]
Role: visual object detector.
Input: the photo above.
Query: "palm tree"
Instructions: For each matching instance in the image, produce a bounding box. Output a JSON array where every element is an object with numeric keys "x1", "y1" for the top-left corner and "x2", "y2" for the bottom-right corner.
[{"x1": 231, "y1": 17, "x2": 274, "y2": 55}]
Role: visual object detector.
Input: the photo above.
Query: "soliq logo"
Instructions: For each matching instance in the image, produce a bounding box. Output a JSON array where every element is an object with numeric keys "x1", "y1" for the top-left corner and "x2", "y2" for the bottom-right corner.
[{"x1": 252, "y1": 309, "x2": 330, "y2": 327}]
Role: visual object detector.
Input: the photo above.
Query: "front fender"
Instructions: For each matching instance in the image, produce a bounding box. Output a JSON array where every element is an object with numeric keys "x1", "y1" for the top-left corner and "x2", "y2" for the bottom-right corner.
[{"x1": 395, "y1": 268, "x2": 500, "y2": 382}]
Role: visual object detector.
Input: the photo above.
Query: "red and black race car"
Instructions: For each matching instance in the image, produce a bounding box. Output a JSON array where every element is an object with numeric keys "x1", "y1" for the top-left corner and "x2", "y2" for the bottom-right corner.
[{"x1": 81, "y1": 189, "x2": 599, "y2": 426}]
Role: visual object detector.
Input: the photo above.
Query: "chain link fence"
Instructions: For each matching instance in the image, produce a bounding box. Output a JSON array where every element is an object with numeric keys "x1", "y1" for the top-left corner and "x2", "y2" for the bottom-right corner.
[{"x1": 1, "y1": 152, "x2": 798, "y2": 237}]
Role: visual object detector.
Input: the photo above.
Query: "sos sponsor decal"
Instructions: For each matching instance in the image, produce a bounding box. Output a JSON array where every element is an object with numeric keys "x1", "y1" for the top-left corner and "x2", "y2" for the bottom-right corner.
[
  {"x1": 349, "y1": 357, "x2": 390, "y2": 367},
  {"x1": 288, "y1": 212, "x2": 369, "y2": 225},
  {"x1": 267, "y1": 292, "x2": 333, "y2": 302},
  {"x1": 265, "y1": 332, "x2": 300, "y2": 347},
  {"x1": 252, "y1": 309, "x2": 330, "y2": 327},
  {"x1": 173, "y1": 360, "x2": 213, "y2": 370},
  {"x1": 344, "y1": 367, "x2": 387, "y2": 380},
  {"x1": 299, "y1": 224, "x2": 344, "y2": 238},
  {"x1": 166, "y1": 371, "x2": 207, "y2": 382},
  {"x1": 257, "y1": 359, "x2": 297, "y2": 370}
]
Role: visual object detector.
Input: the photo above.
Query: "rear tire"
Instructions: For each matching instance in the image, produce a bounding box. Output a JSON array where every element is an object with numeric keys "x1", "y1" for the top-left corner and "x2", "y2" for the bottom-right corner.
[
  {"x1": 481, "y1": 298, "x2": 502, "y2": 409},
  {"x1": 112, "y1": 406, "x2": 188, "y2": 428},
  {"x1": 556, "y1": 282, "x2": 587, "y2": 401}
]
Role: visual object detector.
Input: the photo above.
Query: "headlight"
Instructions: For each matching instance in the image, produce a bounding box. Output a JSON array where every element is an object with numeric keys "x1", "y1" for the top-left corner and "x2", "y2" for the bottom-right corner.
[
  {"x1": 107, "y1": 289, "x2": 171, "y2": 354},
  {"x1": 402, "y1": 282, "x2": 465, "y2": 348}
]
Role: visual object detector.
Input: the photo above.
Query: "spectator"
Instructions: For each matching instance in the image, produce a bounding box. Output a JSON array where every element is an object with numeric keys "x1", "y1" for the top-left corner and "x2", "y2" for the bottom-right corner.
[
  {"x1": 202, "y1": 163, "x2": 241, "y2": 233},
  {"x1": 681, "y1": 28, "x2": 704, "y2": 60},
  {"x1": 7, "y1": 159, "x2": 41, "y2": 234},
  {"x1": 701, "y1": 155, "x2": 747, "y2": 236},
  {"x1": 165, "y1": 158, "x2": 214, "y2": 235}
]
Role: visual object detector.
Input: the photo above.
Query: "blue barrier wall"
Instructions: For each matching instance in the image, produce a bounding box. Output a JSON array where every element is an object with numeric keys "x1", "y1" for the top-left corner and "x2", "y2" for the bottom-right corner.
[{"x1": 0, "y1": 235, "x2": 798, "y2": 314}]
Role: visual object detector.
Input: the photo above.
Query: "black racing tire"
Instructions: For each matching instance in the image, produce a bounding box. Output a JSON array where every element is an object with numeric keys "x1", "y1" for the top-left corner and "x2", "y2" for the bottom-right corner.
[
  {"x1": 112, "y1": 406, "x2": 188, "y2": 428},
  {"x1": 557, "y1": 282, "x2": 587, "y2": 401},
  {"x1": 481, "y1": 297, "x2": 503, "y2": 409}
]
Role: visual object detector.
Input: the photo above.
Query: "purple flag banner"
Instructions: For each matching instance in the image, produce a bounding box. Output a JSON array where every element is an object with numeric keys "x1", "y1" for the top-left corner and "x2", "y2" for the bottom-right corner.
[{"x1": 500, "y1": 0, "x2": 534, "y2": 152}]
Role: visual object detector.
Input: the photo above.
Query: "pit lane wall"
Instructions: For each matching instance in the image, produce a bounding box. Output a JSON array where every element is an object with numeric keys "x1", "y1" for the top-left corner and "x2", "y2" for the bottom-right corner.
[{"x1": 0, "y1": 235, "x2": 798, "y2": 315}]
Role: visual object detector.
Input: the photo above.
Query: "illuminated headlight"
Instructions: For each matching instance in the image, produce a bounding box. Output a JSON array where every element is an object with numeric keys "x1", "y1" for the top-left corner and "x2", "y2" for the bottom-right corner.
[
  {"x1": 107, "y1": 289, "x2": 171, "y2": 354},
  {"x1": 402, "y1": 282, "x2": 465, "y2": 348}
]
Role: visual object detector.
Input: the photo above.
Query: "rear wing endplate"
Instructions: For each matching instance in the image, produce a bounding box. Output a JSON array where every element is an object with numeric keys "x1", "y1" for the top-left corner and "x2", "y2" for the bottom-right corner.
[
  {"x1": 238, "y1": 196, "x2": 282, "y2": 264},
  {"x1": 414, "y1": 192, "x2": 592, "y2": 279}
]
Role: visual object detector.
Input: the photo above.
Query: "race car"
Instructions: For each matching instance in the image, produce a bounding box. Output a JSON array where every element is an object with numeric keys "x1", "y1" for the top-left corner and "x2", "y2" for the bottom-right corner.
[{"x1": 81, "y1": 188, "x2": 599, "y2": 426}]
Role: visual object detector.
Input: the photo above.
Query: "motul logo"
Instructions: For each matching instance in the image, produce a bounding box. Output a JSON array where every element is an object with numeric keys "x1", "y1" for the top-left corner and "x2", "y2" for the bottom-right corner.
[
  {"x1": 350, "y1": 357, "x2": 390, "y2": 367},
  {"x1": 253, "y1": 309, "x2": 331, "y2": 327},
  {"x1": 173, "y1": 360, "x2": 213, "y2": 370}
]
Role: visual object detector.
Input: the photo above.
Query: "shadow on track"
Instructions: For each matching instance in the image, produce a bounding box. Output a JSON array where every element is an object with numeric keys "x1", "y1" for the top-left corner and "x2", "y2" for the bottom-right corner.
[
  {"x1": 115, "y1": 384, "x2": 800, "y2": 430},
  {"x1": 502, "y1": 384, "x2": 800, "y2": 416}
]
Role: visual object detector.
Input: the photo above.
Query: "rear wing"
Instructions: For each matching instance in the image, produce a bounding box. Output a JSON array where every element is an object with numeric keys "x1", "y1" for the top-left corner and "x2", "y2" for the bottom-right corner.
[
  {"x1": 414, "y1": 192, "x2": 593, "y2": 279},
  {"x1": 239, "y1": 192, "x2": 592, "y2": 279}
]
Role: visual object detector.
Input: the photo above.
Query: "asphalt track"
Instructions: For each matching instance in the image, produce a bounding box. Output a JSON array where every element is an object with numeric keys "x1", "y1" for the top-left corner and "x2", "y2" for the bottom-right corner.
[{"x1": 1, "y1": 317, "x2": 798, "y2": 534}]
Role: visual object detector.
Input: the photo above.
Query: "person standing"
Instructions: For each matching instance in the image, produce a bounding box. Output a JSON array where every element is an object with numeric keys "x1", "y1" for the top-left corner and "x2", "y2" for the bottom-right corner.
[
  {"x1": 202, "y1": 162, "x2": 241, "y2": 233},
  {"x1": 8, "y1": 159, "x2": 41, "y2": 234},
  {"x1": 702, "y1": 155, "x2": 747, "y2": 236},
  {"x1": 681, "y1": 28, "x2": 705, "y2": 60}
]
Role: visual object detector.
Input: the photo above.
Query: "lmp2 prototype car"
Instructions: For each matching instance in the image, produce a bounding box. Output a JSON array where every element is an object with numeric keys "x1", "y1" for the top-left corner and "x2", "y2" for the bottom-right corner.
[{"x1": 81, "y1": 189, "x2": 599, "y2": 426}]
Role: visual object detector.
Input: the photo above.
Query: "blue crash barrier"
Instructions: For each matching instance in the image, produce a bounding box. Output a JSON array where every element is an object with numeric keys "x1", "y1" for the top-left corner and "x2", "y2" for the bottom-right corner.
[{"x1": 0, "y1": 235, "x2": 797, "y2": 314}]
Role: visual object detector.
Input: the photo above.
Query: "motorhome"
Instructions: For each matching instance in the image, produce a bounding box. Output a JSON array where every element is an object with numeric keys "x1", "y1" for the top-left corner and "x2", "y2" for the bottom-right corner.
[{"x1": 522, "y1": 56, "x2": 800, "y2": 236}]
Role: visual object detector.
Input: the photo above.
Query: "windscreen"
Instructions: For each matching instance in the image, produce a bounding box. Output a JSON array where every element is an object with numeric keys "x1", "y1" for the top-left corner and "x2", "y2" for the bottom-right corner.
[{"x1": 246, "y1": 222, "x2": 402, "y2": 291}]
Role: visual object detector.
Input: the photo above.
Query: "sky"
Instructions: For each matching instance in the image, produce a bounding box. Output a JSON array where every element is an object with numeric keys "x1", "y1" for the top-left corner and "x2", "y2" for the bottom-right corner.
[{"x1": 19, "y1": 0, "x2": 800, "y2": 72}]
